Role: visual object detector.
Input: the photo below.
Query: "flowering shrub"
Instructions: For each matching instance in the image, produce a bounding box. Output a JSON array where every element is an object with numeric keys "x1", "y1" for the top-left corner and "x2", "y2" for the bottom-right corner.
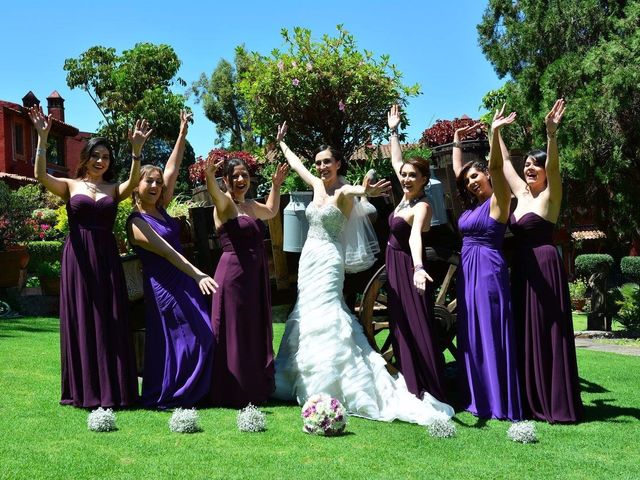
[
  {"x1": 188, "y1": 149, "x2": 258, "y2": 186},
  {"x1": 169, "y1": 408, "x2": 202, "y2": 433},
  {"x1": 87, "y1": 408, "x2": 116, "y2": 432},
  {"x1": 0, "y1": 182, "x2": 44, "y2": 250},
  {"x1": 419, "y1": 117, "x2": 487, "y2": 147},
  {"x1": 238, "y1": 25, "x2": 420, "y2": 160},
  {"x1": 237, "y1": 403, "x2": 267, "y2": 432},
  {"x1": 301, "y1": 393, "x2": 348, "y2": 436}
]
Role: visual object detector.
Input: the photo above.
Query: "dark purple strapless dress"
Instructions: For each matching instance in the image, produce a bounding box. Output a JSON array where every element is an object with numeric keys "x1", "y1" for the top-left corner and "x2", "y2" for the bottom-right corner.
[
  {"x1": 59, "y1": 194, "x2": 138, "y2": 408},
  {"x1": 510, "y1": 212, "x2": 583, "y2": 423},
  {"x1": 128, "y1": 209, "x2": 214, "y2": 409},
  {"x1": 385, "y1": 213, "x2": 447, "y2": 402},
  {"x1": 210, "y1": 216, "x2": 274, "y2": 407},
  {"x1": 457, "y1": 200, "x2": 523, "y2": 420}
]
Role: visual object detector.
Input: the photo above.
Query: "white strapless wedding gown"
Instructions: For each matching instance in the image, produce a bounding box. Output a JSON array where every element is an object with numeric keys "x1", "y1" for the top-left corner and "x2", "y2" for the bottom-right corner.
[{"x1": 274, "y1": 203, "x2": 454, "y2": 425}]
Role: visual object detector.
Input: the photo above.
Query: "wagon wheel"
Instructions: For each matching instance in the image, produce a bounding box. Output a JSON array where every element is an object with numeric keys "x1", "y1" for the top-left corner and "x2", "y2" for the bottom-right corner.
[{"x1": 357, "y1": 247, "x2": 460, "y2": 372}]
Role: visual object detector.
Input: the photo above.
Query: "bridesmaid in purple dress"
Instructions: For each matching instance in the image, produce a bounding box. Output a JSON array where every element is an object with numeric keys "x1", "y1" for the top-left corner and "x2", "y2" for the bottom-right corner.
[
  {"x1": 452, "y1": 108, "x2": 523, "y2": 420},
  {"x1": 499, "y1": 99, "x2": 583, "y2": 423},
  {"x1": 384, "y1": 105, "x2": 447, "y2": 402},
  {"x1": 127, "y1": 112, "x2": 217, "y2": 409},
  {"x1": 29, "y1": 106, "x2": 151, "y2": 408},
  {"x1": 204, "y1": 156, "x2": 288, "y2": 407}
]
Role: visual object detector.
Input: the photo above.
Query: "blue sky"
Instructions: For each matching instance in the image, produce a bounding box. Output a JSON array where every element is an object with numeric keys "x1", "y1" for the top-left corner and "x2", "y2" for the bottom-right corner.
[{"x1": 1, "y1": 0, "x2": 504, "y2": 158}]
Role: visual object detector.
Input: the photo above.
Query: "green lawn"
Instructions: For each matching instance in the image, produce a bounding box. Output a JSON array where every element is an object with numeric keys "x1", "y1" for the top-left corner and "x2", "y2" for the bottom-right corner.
[{"x1": 1, "y1": 317, "x2": 639, "y2": 480}]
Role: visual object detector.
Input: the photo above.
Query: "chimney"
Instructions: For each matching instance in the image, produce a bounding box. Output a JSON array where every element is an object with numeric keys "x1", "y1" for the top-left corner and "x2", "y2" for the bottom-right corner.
[
  {"x1": 22, "y1": 91, "x2": 40, "y2": 108},
  {"x1": 46, "y1": 90, "x2": 65, "y2": 122}
]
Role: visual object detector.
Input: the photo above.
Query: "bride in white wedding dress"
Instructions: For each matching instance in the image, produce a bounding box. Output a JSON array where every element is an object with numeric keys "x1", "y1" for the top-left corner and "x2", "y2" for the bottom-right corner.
[{"x1": 272, "y1": 123, "x2": 454, "y2": 426}]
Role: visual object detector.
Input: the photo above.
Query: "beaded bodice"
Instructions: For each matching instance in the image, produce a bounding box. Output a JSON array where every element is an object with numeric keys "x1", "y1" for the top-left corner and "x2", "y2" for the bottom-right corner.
[{"x1": 306, "y1": 203, "x2": 346, "y2": 243}]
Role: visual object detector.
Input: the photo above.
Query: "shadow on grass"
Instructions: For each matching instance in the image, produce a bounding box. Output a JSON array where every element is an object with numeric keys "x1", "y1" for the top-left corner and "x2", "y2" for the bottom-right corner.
[
  {"x1": 0, "y1": 319, "x2": 59, "y2": 337},
  {"x1": 583, "y1": 398, "x2": 640, "y2": 423},
  {"x1": 580, "y1": 377, "x2": 610, "y2": 394}
]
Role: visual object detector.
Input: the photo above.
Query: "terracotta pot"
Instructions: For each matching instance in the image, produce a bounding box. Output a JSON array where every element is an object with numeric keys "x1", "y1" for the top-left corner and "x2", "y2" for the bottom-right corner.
[
  {"x1": 0, "y1": 247, "x2": 30, "y2": 288},
  {"x1": 39, "y1": 276, "x2": 60, "y2": 296},
  {"x1": 572, "y1": 298, "x2": 586, "y2": 312}
]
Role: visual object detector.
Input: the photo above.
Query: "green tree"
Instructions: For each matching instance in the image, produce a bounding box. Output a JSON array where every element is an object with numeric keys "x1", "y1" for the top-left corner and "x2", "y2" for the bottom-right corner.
[
  {"x1": 64, "y1": 43, "x2": 193, "y2": 186},
  {"x1": 238, "y1": 25, "x2": 421, "y2": 161},
  {"x1": 190, "y1": 49, "x2": 256, "y2": 151},
  {"x1": 477, "y1": 1, "x2": 640, "y2": 245}
]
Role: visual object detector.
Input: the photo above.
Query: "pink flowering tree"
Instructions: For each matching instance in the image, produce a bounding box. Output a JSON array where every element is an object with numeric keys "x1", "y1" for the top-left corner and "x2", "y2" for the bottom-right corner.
[{"x1": 238, "y1": 25, "x2": 420, "y2": 160}]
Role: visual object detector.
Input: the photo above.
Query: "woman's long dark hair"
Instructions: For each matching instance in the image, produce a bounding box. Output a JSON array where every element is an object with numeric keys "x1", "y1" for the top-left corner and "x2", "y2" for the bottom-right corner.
[
  {"x1": 76, "y1": 137, "x2": 116, "y2": 182},
  {"x1": 312, "y1": 145, "x2": 348, "y2": 176},
  {"x1": 456, "y1": 160, "x2": 489, "y2": 210}
]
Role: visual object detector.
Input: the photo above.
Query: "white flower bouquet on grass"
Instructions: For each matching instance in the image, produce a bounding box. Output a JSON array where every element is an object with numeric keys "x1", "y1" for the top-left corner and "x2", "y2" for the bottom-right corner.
[
  {"x1": 301, "y1": 393, "x2": 347, "y2": 436},
  {"x1": 87, "y1": 408, "x2": 116, "y2": 432},
  {"x1": 169, "y1": 408, "x2": 201, "y2": 433},
  {"x1": 237, "y1": 404, "x2": 266, "y2": 432}
]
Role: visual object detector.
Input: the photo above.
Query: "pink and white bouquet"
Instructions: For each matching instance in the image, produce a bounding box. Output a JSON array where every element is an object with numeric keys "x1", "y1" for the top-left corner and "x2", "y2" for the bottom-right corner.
[{"x1": 301, "y1": 393, "x2": 348, "y2": 436}]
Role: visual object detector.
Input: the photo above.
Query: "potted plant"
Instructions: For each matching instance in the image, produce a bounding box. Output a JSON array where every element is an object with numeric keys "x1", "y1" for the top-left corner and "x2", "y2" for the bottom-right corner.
[
  {"x1": 568, "y1": 278, "x2": 588, "y2": 312},
  {"x1": 34, "y1": 260, "x2": 62, "y2": 295},
  {"x1": 0, "y1": 182, "x2": 42, "y2": 288}
]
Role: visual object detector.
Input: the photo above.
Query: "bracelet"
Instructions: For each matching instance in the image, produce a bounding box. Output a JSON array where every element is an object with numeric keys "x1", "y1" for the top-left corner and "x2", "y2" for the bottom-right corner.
[
  {"x1": 389, "y1": 128, "x2": 398, "y2": 136},
  {"x1": 547, "y1": 131, "x2": 557, "y2": 139},
  {"x1": 413, "y1": 264, "x2": 425, "y2": 272},
  {"x1": 36, "y1": 147, "x2": 46, "y2": 156},
  {"x1": 452, "y1": 141, "x2": 462, "y2": 149},
  {"x1": 132, "y1": 153, "x2": 143, "y2": 161}
]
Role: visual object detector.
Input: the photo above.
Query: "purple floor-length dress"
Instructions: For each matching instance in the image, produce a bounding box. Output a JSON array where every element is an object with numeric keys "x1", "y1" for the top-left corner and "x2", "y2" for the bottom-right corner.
[
  {"x1": 129, "y1": 209, "x2": 214, "y2": 409},
  {"x1": 385, "y1": 214, "x2": 447, "y2": 402},
  {"x1": 59, "y1": 194, "x2": 138, "y2": 408},
  {"x1": 510, "y1": 212, "x2": 583, "y2": 423},
  {"x1": 210, "y1": 215, "x2": 274, "y2": 407},
  {"x1": 457, "y1": 199, "x2": 522, "y2": 420}
]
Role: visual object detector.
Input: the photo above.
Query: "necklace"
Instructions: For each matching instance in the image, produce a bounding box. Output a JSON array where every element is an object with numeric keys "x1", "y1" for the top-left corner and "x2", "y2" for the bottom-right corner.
[
  {"x1": 396, "y1": 194, "x2": 425, "y2": 212},
  {"x1": 82, "y1": 179, "x2": 99, "y2": 195}
]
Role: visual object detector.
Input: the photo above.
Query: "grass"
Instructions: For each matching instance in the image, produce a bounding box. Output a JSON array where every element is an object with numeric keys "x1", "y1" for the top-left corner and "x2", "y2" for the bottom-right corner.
[
  {"x1": 1, "y1": 317, "x2": 639, "y2": 480},
  {"x1": 573, "y1": 312, "x2": 640, "y2": 346}
]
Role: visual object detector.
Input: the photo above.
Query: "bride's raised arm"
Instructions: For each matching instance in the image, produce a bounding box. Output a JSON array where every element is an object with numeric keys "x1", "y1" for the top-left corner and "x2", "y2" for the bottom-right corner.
[{"x1": 276, "y1": 122, "x2": 321, "y2": 189}]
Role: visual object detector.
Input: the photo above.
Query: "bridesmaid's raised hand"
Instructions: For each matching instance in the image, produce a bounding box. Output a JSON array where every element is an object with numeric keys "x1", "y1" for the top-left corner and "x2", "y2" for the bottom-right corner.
[
  {"x1": 271, "y1": 163, "x2": 289, "y2": 190},
  {"x1": 545, "y1": 98, "x2": 566, "y2": 136},
  {"x1": 387, "y1": 104, "x2": 401, "y2": 131},
  {"x1": 179, "y1": 110, "x2": 193, "y2": 137},
  {"x1": 128, "y1": 119, "x2": 153, "y2": 154},
  {"x1": 28, "y1": 106, "x2": 53, "y2": 139}
]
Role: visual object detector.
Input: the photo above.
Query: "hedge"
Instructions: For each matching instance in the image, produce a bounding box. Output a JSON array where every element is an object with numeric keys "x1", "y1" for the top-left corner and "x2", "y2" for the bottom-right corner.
[
  {"x1": 574, "y1": 254, "x2": 614, "y2": 279},
  {"x1": 621, "y1": 257, "x2": 640, "y2": 283},
  {"x1": 27, "y1": 241, "x2": 63, "y2": 272}
]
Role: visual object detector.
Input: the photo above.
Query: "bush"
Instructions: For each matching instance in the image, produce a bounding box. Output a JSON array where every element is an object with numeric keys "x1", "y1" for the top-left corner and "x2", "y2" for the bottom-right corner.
[
  {"x1": 568, "y1": 279, "x2": 588, "y2": 301},
  {"x1": 54, "y1": 205, "x2": 69, "y2": 236},
  {"x1": 27, "y1": 241, "x2": 63, "y2": 273},
  {"x1": 34, "y1": 260, "x2": 61, "y2": 278},
  {"x1": 621, "y1": 257, "x2": 640, "y2": 283},
  {"x1": 575, "y1": 254, "x2": 614, "y2": 280},
  {"x1": 114, "y1": 199, "x2": 134, "y2": 254},
  {"x1": 615, "y1": 283, "x2": 640, "y2": 334}
]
